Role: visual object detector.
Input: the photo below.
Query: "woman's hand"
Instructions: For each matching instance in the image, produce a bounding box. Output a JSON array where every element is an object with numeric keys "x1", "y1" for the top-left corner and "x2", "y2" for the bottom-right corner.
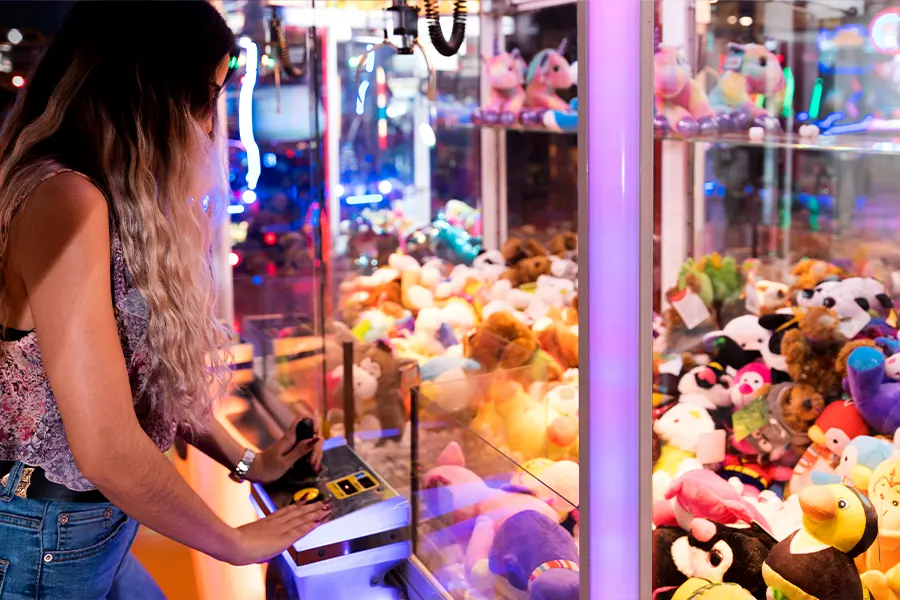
[
  {"x1": 247, "y1": 416, "x2": 324, "y2": 484},
  {"x1": 226, "y1": 501, "x2": 332, "y2": 565}
]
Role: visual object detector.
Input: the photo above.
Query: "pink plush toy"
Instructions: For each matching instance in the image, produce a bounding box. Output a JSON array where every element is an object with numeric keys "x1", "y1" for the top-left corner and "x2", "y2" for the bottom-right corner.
[
  {"x1": 475, "y1": 46, "x2": 526, "y2": 126},
  {"x1": 653, "y1": 45, "x2": 717, "y2": 137},
  {"x1": 421, "y1": 442, "x2": 560, "y2": 584},
  {"x1": 730, "y1": 362, "x2": 771, "y2": 410},
  {"x1": 653, "y1": 469, "x2": 772, "y2": 535},
  {"x1": 523, "y1": 40, "x2": 574, "y2": 116}
]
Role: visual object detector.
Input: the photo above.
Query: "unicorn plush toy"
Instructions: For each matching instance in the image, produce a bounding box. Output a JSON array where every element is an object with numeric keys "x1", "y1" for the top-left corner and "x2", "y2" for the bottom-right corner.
[
  {"x1": 522, "y1": 40, "x2": 575, "y2": 125},
  {"x1": 708, "y1": 43, "x2": 785, "y2": 130},
  {"x1": 653, "y1": 45, "x2": 718, "y2": 136},
  {"x1": 474, "y1": 44, "x2": 527, "y2": 126}
]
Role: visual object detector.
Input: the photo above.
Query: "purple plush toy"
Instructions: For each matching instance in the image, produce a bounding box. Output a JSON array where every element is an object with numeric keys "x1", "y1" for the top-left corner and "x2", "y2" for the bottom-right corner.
[
  {"x1": 847, "y1": 345, "x2": 900, "y2": 435},
  {"x1": 489, "y1": 510, "x2": 579, "y2": 600}
]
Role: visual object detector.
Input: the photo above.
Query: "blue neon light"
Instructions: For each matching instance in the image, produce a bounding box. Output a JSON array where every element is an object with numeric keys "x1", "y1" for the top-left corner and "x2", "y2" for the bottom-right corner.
[{"x1": 238, "y1": 37, "x2": 261, "y2": 191}]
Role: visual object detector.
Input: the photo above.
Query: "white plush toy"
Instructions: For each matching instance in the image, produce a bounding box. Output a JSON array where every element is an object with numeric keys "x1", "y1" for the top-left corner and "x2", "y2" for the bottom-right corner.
[
  {"x1": 652, "y1": 403, "x2": 714, "y2": 502},
  {"x1": 472, "y1": 250, "x2": 507, "y2": 283},
  {"x1": 329, "y1": 363, "x2": 378, "y2": 415}
]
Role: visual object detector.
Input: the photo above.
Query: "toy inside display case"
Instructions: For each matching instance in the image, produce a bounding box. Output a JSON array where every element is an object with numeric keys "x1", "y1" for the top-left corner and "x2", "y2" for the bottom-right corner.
[{"x1": 651, "y1": 0, "x2": 900, "y2": 598}]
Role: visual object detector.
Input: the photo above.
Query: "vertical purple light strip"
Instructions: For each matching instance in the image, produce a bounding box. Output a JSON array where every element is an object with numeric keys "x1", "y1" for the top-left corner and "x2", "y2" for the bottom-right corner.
[{"x1": 584, "y1": 0, "x2": 643, "y2": 596}]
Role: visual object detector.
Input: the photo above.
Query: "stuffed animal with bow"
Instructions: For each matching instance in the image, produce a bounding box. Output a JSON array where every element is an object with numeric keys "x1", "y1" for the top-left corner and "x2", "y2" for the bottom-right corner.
[{"x1": 524, "y1": 40, "x2": 574, "y2": 114}]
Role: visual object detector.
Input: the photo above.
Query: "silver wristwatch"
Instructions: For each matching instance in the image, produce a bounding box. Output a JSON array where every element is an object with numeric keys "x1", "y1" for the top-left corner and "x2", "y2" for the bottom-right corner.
[{"x1": 229, "y1": 448, "x2": 257, "y2": 483}]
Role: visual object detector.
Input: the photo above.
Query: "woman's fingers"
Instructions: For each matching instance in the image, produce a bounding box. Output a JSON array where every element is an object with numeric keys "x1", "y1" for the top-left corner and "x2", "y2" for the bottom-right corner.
[{"x1": 286, "y1": 437, "x2": 318, "y2": 463}]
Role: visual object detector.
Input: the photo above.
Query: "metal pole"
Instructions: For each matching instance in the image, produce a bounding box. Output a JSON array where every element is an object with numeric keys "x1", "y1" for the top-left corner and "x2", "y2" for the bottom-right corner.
[
  {"x1": 342, "y1": 341, "x2": 355, "y2": 449},
  {"x1": 409, "y1": 385, "x2": 420, "y2": 556}
]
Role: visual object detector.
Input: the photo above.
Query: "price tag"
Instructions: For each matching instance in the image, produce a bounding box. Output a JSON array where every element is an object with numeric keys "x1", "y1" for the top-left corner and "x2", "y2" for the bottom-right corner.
[
  {"x1": 744, "y1": 283, "x2": 760, "y2": 315},
  {"x1": 659, "y1": 354, "x2": 684, "y2": 377},
  {"x1": 696, "y1": 429, "x2": 727, "y2": 464},
  {"x1": 840, "y1": 312, "x2": 871, "y2": 340},
  {"x1": 670, "y1": 288, "x2": 712, "y2": 331},
  {"x1": 732, "y1": 397, "x2": 770, "y2": 442}
]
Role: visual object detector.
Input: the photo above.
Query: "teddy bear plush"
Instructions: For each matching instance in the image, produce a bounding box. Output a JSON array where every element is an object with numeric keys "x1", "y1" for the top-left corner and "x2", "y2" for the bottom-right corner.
[
  {"x1": 360, "y1": 341, "x2": 409, "y2": 443},
  {"x1": 789, "y1": 258, "x2": 843, "y2": 301},
  {"x1": 765, "y1": 382, "x2": 825, "y2": 451},
  {"x1": 467, "y1": 311, "x2": 538, "y2": 372},
  {"x1": 533, "y1": 318, "x2": 578, "y2": 370},
  {"x1": 549, "y1": 232, "x2": 577, "y2": 258},
  {"x1": 501, "y1": 237, "x2": 554, "y2": 288},
  {"x1": 502, "y1": 237, "x2": 548, "y2": 265},
  {"x1": 780, "y1": 306, "x2": 850, "y2": 400}
]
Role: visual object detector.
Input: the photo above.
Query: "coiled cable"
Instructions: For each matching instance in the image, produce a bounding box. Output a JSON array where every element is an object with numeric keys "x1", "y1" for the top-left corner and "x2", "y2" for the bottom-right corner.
[{"x1": 423, "y1": 0, "x2": 467, "y2": 57}]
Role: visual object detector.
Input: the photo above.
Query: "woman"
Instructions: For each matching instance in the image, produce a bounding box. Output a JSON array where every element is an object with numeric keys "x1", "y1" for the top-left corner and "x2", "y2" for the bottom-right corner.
[{"x1": 0, "y1": 2, "x2": 329, "y2": 598}]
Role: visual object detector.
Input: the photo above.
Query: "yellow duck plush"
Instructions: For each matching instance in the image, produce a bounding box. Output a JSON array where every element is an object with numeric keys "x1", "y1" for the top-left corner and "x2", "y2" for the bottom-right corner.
[{"x1": 762, "y1": 484, "x2": 878, "y2": 600}]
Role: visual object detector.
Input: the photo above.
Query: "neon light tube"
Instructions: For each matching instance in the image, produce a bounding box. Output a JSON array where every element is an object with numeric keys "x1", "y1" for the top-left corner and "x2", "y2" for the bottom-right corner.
[
  {"x1": 809, "y1": 78, "x2": 823, "y2": 121},
  {"x1": 238, "y1": 37, "x2": 261, "y2": 191},
  {"x1": 782, "y1": 67, "x2": 794, "y2": 117}
]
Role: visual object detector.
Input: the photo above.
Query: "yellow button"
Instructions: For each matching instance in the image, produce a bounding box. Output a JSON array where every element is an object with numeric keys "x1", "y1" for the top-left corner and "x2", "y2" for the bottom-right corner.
[{"x1": 293, "y1": 488, "x2": 320, "y2": 503}]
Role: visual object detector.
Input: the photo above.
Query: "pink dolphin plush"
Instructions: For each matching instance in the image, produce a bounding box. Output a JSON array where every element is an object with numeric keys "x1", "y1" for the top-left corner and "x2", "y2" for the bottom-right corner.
[{"x1": 653, "y1": 469, "x2": 772, "y2": 535}]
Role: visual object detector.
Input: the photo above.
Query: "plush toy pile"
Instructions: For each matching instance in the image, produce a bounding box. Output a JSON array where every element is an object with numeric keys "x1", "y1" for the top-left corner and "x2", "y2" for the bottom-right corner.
[
  {"x1": 413, "y1": 440, "x2": 580, "y2": 600},
  {"x1": 332, "y1": 229, "x2": 579, "y2": 458},
  {"x1": 653, "y1": 253, "x2": 900, "y2": 599}
]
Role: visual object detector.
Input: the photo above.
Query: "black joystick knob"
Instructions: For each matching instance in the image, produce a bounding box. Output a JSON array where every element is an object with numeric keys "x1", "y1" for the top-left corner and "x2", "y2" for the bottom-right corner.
[
  {"x1": 282, "y1": 418, "x2": 318, "y2": 489},
  {"x1": 296, "y1": 418, "x2": 315, "y2": 442}
]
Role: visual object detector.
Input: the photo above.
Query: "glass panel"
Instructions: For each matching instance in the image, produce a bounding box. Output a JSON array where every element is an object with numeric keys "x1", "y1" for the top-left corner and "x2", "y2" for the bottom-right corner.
[
  {"x1": 502, "y1": 3, "x2": 579, "y2": 242},
  {"x1": 412, "y1": 386, "x2": 579, "y2": 598},
  {"x1": 222, "y1": 3, "x2": 330, "y2": 418},
  {"x1": 653, "y1": 0, "x2": 900, "y2": 597}
]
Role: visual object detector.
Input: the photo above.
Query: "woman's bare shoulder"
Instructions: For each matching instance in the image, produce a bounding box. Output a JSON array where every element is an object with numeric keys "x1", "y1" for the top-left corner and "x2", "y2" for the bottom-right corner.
[
  {"x1": 14, "y1": 171, "x2": 108, "y2": 239},
  {"x1": 11, "y1": 171, "x2": 110, "y2": 271}
]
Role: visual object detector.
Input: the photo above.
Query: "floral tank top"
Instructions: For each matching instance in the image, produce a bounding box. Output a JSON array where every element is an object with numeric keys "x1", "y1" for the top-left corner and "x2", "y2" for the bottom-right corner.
[{"x1": 0, "y1": 169, "x2": 176, "y2": 491}]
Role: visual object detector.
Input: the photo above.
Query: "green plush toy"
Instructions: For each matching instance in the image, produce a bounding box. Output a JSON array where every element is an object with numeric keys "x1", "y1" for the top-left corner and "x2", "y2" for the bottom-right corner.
[
  {"x1": 677, "y1": 258, "x2": 715, "y2": 307},
  {"x1": 699, "y1": 253, "x2": 744, "y2": 305}
]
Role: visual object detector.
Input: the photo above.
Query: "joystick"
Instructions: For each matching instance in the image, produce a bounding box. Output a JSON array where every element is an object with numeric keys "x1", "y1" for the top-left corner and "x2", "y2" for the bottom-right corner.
[{"x1": 278, "y1": 418, "x2": 319, "y2": 493}]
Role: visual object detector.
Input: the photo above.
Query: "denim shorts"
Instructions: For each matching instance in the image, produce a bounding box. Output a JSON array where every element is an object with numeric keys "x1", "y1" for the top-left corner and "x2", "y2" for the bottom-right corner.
[{"x1": 0, "y1": 461, "x2": 166, "y2": 599}]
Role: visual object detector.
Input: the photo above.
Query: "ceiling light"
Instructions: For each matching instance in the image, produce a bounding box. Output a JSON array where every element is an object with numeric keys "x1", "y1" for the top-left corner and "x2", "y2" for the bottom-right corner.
[{"x1": 739, "y1": 16, "x2": 754, "y2": 26}]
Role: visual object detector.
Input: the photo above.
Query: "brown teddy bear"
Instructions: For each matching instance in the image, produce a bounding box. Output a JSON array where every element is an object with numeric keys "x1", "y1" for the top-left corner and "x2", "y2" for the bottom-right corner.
[
  {"x1": 788, "y1": 258, "x2": 843, "y2": 300},
  {"x1": 766, "y1": 382, "x2": 825, "y2": 450},
  {"x1": 360, "y1": 341, "x2": 407, "y2": 443},
  {"x1": 780, "y1": 306, "x2": 848, "y2": 400},
  {"x1": 502, "y1": 237, "x2": 548, "y2": 265},
  {"x1": 550, "y1": 232, "x2": 577, "y2": 257},
  {"x1": 466, "y1": 311, "x2": 538, "y2": 372},
  {"x1": 500, "y1": 238, "x2": 553, "y2": 287},
  {"x1": 534, "y1": 319, "x2": 578, "y2": 369}
]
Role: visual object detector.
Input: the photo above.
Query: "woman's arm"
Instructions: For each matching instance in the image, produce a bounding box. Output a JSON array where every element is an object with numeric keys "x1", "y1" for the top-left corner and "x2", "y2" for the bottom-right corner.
[
  {"x1": 189, "y1": 415, "x2": 323, "y2": 484},
  {"x1": 14, "y1": 174, "x2": 328, "y2": 565}
]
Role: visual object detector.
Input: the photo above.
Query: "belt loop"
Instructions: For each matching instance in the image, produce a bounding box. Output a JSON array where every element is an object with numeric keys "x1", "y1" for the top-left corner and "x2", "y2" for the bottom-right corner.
[{"x1": 0, "y1": 461, "x2": 24, "y2": 502}]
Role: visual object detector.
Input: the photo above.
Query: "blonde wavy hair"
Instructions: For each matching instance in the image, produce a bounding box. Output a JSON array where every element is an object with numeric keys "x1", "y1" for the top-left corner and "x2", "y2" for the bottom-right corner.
[{"x1": 0, "y1": 1, "x2": 238, "y2": 433}]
